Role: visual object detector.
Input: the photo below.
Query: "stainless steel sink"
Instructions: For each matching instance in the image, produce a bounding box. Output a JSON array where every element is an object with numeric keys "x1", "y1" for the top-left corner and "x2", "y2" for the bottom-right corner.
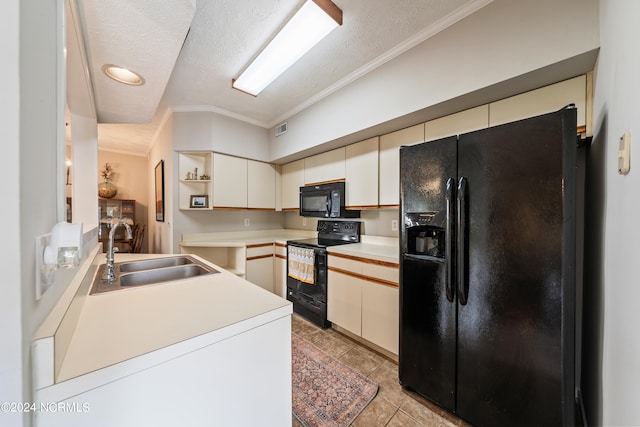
[
  {"x1": 119, "y1": 264, "x2": 212, "y2": 287},
  {"x1": 119, "y1": 256, "x2": 195, "y2": 273},
  {"x1": 90, "y1": 255, "x2": 219, "y2": 294}
]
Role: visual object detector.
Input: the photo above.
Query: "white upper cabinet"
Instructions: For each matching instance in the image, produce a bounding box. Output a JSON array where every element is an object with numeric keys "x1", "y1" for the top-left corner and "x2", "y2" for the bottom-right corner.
[
  {"x1": 379, "y1": 123, "x2": 425, "y2": 207},
  {"x1": 489, "y1": 75, "x2": 587, "y2": 129},
  {"x1": 213, "y1": 153, "x2": 247, "y2": 208},
  {"x1": 281, "y1": 159, "x2": 305, "y2": 210},
  {"x1": 345, "y1": 137, "x2": 379, "y2": 208},
  {"x1": 247, "y1": 160, "x2": 276, "y2": 209},
  {"x1": 304, "y1": 147, "x2": 345, "y2": 184},
  {"x1": 425, "y1": 105, "x2": 489, "y2": 142}
]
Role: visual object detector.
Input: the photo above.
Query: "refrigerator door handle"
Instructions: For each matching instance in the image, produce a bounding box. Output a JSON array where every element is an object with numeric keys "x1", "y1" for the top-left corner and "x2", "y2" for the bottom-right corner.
[
  {"x1": 445, "y1": 178, "x2": 455, "y2": 303},
  {"x1": 457, "y1": 177, "x2": 468, "y2": 305}
]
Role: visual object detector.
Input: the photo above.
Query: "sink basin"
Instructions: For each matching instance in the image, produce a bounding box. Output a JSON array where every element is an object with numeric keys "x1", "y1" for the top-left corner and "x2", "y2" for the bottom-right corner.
[
  {"x1": 119, "y1": 256, "x2": 195, "y2": 273},
  {"x1": 90, "y1": 255, "x2": 220, "y2": 294},
  {"x1": 120, "y1": 264, "x2": 212, "y2": 287}
]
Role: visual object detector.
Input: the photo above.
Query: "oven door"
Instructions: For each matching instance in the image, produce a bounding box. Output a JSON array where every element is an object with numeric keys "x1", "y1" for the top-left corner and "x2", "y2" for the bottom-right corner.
[{"x1": 286, "y1": 244, "x2": 330, "y2": 328}]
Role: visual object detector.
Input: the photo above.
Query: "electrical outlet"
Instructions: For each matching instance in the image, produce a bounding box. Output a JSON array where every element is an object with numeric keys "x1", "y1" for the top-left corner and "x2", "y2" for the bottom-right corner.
[
  {"x1": 391, "y1": 219, "x2": 398, "y2": 231},
  {"x1": 244, "y1": 218, "x2": 250, "y2": 227},
  {"x1": 302, "y1": 217, "x2": 307, "y2": 226}
]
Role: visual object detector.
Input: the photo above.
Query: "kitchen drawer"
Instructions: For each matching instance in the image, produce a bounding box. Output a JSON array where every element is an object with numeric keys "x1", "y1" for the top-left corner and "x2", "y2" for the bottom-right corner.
[
  {"x1": 274, "y1": 243, "x2": 287, "y2": 258},
  {"x1": 246, "y1": 243, "x2": 274, "y2": 259}
]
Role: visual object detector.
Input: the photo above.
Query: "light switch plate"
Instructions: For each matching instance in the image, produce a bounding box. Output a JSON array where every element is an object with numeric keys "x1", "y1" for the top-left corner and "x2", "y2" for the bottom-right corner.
[{"x1": 618, "y1": 131, "x2": 631, "y2": 175}]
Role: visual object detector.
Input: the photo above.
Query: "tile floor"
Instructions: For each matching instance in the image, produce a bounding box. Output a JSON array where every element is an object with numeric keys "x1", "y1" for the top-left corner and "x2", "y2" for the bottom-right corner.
[{"x1": 291, "y1": 314, "x2": 469, "y2": 427}]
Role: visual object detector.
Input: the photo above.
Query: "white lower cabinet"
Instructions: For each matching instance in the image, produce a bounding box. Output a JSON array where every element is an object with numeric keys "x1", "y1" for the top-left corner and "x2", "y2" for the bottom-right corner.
[
  {"x1": 327, "y1": 270, "x2": 363, "y2": 337},
  {"x1": 274, "y1": 243, "x2": 287, "y2": 298},
  {"x1": 245, "y1": 244, "x2": 274, "y2": 293},
  {"x1": 35, "y1": 316, "x2": 292, "y2": 427},
  {"x1": 327, "y1": 252, "x2": 399, "y2": 355},
  {"x1": 362, "y1": 280, "x2": 399, "y2": 354}
]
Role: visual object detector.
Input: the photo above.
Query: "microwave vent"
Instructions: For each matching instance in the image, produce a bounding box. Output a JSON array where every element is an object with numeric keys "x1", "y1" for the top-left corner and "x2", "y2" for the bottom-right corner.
[{"x1": 275, "y1": 122, "x2": 288, "y2": 137}]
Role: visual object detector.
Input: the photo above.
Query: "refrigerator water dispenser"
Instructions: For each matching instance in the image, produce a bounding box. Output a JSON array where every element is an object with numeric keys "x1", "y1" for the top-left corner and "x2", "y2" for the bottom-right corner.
[{"x1": 407, "y1": 226, "x2": 444, "y2": 257}]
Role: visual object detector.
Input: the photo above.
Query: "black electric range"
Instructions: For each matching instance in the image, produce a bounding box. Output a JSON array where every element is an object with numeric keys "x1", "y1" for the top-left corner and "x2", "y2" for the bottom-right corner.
[{"x1": 286, "y1": 220, "x2": 361, "y2": 328}]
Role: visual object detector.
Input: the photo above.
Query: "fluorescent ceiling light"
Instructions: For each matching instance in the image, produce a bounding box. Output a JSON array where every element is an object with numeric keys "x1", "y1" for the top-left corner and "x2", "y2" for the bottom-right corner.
[
  {"x1": 232, "y1": 0, "x2": 342, "y2": 96},
  {"x1": 102, "y1": 64, "x2": 145, "y2": 86}
]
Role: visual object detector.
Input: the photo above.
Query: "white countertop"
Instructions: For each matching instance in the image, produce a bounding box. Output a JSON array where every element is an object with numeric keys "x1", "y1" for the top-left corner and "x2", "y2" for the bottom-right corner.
[
  {"x1": 34, "y1": 251, "x2": 292, "y2": 398},
  {"x1": 328, "y1": 235, "x2": 399, "y2": 264},
  {"x1": 180, "y1": 228, "x2": 316, "y2": 247},
  {"x1": 180, "y1": 229, "x2": 399, "y2": 263}
]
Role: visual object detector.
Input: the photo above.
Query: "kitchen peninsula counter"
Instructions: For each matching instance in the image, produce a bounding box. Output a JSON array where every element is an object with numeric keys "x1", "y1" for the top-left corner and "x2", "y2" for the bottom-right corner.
[{"x1": 32, "y1": 249, "x2": 292, "y2": 426}]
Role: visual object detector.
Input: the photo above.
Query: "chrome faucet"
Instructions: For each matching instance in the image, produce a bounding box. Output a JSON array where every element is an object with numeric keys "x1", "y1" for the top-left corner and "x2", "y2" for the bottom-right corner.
[{"x1": 101, "y1": 219, "x2": 132, "y2": 282}]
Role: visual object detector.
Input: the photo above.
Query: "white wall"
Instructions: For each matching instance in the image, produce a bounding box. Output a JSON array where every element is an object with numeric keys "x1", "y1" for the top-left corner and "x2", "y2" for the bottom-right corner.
[
  {"x1": 0, "y1": 2, "x2": 99, "y2": 426},
  {"x1": 589, "y1": 1, "x2": 640, "y2": 425},
  {"x1": 0, "y1": 0, "x2": 24, "y2": 425},
  {"x1": 172, "y1": 111, "x2": 270, "y2": 161},
  {"x1": 269, "y1": 0, "x2": 599, "y2": 161},
  {"x1": 148, "y1": 115, "x2": 174, "y2": 254},
  {"x1": 98, "y1": 151, "x2": 149, "y2": 253}
]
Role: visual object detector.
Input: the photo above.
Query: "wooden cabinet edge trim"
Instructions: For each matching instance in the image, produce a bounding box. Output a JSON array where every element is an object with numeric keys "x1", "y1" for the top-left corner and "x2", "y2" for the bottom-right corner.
[
  {"x1": 275, "y1": 254, "x2": 287, "y2": 260},
  {"x1": 247, "y1": 243, "x2": 274, "y2": 249},
  {"x1": 275, "y1": 243, "x2": 287, "y2": 248},
  {"x1": 304, "y1": 178, "x2": 345, "y2": 186},
  {"x1": 246, "y1": 254, "x2": 274, "y2": 261},
  {"x1": 329, "y1": 252, "x2": 399, "y2": 268},
  {"x1": 212, "y1": 206, "x2": 276, "y2": 211},
  {"x1": 346, "y1": 205, "x2": 379, "y2": 210},
  {"x1": 282, "y1": 208, "x2": 299, "y2": 211},
  {"x1": 378, "y1": 204, "x2": 399, "y2": 208},
  {"x1": 328, "y1": 266, "x2": 399, "y2": 288}
]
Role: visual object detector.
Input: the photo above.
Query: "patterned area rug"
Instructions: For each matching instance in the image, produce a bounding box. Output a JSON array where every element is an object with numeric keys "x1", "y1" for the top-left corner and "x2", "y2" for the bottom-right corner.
[{"x1": 292, "y1": 333, "x2": 379, "y2": 427}]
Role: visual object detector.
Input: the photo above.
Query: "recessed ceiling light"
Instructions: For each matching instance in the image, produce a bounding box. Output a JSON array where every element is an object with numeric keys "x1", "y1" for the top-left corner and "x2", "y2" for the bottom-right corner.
[{"x1": 102, "y1": 64, "x2": 145, "y2": 86}]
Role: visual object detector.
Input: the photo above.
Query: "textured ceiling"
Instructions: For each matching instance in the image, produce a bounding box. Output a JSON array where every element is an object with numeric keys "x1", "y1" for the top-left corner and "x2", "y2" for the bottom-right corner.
[{"x1": 76, "y1": 0, "x2": 491, "y2": 155}]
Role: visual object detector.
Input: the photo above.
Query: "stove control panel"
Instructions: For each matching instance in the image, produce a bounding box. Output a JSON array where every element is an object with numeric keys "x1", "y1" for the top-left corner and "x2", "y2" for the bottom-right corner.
[{"x1": 317, "y1": 220, "x2": 361, "y2": 242}]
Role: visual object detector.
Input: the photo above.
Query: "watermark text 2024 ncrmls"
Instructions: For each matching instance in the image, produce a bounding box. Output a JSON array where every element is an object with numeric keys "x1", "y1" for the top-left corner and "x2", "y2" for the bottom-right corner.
[{"x1": 1, "y1": 402, "x2": 90, "y2": 413}]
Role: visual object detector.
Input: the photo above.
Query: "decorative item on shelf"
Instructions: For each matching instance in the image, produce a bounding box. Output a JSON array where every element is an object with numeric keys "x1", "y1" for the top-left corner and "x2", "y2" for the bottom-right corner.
[
  {"x1": 200, "y1": 174, "x2": 210, "y2": 180},
  {"x1": 193, "y1": 167, "x2": 198, "y2": 180},
  {"x1": 98, "y1": 162, "x2": 118, "y2": 198},
  {"x1": 190, "y1": 194, "x2": 209, "y2": 208}
]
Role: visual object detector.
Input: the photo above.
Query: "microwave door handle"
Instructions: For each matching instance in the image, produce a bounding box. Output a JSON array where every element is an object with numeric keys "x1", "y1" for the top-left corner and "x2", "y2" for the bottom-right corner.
[{"x1": 325, "y1": 196, "x2": 331, "y2": 217}]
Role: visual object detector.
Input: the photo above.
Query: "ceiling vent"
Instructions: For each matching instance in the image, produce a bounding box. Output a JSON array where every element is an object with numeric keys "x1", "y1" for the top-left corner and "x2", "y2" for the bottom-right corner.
[{"x1": 275, "y1": 122, "x2": 288, "y2": 137}]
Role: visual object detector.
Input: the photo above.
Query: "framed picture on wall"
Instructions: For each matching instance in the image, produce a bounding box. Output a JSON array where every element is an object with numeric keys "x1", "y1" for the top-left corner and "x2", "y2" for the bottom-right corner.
[
  {"x1": 155, "y1": 160, "x2": 165, "y2": 222},
  {"x1": 190, "y1": 194, "x2": 209, "y2": 208}
]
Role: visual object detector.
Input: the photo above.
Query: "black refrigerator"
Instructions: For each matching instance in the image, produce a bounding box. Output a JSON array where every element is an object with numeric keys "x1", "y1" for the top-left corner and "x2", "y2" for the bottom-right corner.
[{"x1": 399, "y1": 107, "x2": 582, "y2": 426}]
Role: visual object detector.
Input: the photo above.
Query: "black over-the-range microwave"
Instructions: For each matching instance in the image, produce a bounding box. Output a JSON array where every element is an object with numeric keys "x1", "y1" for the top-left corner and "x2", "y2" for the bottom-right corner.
[{"x1": 299, "y1": 182, "x2": 360, "y2": 218}]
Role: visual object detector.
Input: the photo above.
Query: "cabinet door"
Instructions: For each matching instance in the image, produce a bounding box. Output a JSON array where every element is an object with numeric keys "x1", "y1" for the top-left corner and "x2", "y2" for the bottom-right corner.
[
  {"x1": 246, "y1": 256, "x2": 274, "y2": 293},
  {"x1": 362, "y1": 282, "x2": 399, "y2": 354},
  {"x1": 246, "y1": 244, "x2": 274, "y2": 293},
  {"x1": 425, "y1": 105, "x2": 489, "y2": 142},
  {"x1": 304, "y1": 147, "x2": 345, "y2": 184},
  {"x1": 379, "y1": 123, "x2": 424, "y2": 207},
  {"x1": 274, "y1": 256, "x2": 286, "y2": 298},
  {"x1": 281, "y1": 159, "x2": 304, "y2": 210},
  {"x1": 213, "y1": 153, "x2": 247, "y2": 208},
  {"x1": 247, "y1": 160, "x2": 276, "y2": 209},
  {"x1": 489, "y1": 75, "x2": 586, "y2": 128},
  {"x1": 327, "y1": 269, "x2": 362, "y2": 336},
  {"x1": 345, "y1": 137, "x2": 379, "y2": 208}
]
